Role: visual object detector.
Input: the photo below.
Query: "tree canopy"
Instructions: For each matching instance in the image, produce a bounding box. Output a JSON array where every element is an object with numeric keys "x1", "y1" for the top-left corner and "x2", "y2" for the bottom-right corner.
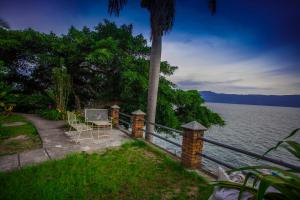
[{"x1": 0, "y1": 20, "x2": 224, "y2": 128}]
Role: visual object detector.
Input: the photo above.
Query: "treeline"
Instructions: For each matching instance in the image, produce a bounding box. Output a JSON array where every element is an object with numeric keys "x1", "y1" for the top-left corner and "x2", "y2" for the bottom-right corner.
[{"x1": 0, "y1": 20, "x2": 224, "y2": 128}]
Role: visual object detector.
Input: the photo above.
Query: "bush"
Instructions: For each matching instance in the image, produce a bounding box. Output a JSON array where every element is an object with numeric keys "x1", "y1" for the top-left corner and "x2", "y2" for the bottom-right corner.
[
  {"x1": 39, "y1": 109, "x2": 63, "y2": 120},
  {"x1": 7, "y1": 94, "x2": 53, "y2": 113}
]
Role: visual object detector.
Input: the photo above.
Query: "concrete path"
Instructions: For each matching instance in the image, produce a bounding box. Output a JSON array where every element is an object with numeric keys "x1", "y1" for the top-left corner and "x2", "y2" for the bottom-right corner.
[{"x1": 0, "y1": 114, "x2": 130, "y2": 172}]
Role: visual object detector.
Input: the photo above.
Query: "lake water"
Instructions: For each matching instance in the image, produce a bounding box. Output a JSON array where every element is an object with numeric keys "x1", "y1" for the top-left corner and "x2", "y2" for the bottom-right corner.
[{"x1": 152, "y1": 103, "x2": 300, "y2": 173}]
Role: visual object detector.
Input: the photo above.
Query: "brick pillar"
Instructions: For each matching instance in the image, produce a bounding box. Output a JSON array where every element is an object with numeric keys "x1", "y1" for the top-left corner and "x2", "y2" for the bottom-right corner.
[
  {"x1": 110, "y1": 105, "x2": 120, "y2": 128},
  {"x1": 131, "y1": 110, "x2": 145, "y2": 138},
  {"x1": 181, "y1": 121, "x2": 207, "y2": 169}
]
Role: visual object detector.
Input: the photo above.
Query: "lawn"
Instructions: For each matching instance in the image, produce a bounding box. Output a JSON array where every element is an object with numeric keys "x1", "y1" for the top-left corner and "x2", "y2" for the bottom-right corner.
[
  {"x1": 0, "y1": 141, "x2": 213, "y2": 200},
  {"x1": 0, "y1": 114, "x2": 41, "y2": 155}
]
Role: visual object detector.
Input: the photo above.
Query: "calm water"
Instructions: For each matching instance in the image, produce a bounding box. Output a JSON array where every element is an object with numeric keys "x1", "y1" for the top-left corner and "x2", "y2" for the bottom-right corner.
[{"x1": 152, "y1": 103, "x2": 300, "y2": 173}]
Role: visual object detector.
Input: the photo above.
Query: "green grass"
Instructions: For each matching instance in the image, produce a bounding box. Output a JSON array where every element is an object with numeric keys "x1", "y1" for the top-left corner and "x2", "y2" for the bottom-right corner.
[
  {"x1": 0, "y1": 114, "x2": 41, "y2": 155},
  {"x1": 0, "y1": 141, "x2": 213, "y2": 200}
]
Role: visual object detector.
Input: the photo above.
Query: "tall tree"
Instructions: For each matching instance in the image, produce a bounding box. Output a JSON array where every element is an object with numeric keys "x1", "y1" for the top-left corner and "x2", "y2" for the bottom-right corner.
[{"x1": 108, "y1": 0, "x2": 216, "y2": 141}]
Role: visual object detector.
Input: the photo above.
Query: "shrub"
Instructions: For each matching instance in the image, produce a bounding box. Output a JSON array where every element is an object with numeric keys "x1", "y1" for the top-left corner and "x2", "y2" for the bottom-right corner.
[
  {"x1": 7, "y1": 94, "x2": 53, "y2": 113},
  {"x1": 48, "y1": 65, "x2": 71, "y2": 113},
  {"x1": 39, "y1": 109, "x2": 63, "y2": 120}
]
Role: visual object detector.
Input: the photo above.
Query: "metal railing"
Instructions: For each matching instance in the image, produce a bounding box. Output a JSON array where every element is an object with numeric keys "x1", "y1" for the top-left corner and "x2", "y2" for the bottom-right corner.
[
  {"x1": 118, "y1": 112, "x2": 300, "y2": 171},
  {"x1": 119, "y1": 112, "x2": 131, "y2": 118}
]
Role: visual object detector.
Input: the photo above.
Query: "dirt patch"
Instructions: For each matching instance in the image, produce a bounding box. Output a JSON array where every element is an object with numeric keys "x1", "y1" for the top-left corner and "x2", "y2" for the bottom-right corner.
[
  {"x1": 5, "y1": 135, "x2": 30, "y2": 142},
  {"x1": 0, "y1": 135, "x2": 41, "y2": 156},
  {"x1": 2, "y1": 122, "x2": 26, "y2": 127},
  {"x1": 187, "y1": 186, "x2": 199, "y2": 198}
]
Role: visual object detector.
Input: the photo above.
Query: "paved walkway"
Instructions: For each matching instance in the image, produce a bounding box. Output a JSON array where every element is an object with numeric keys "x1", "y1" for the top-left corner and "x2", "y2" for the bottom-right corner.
[{"x1": 0, "y1": 114, "x2": 130, "y2": 172}]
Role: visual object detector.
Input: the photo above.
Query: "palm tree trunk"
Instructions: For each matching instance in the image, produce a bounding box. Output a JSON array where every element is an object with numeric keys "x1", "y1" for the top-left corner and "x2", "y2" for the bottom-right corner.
[{"x1": 145, "y1": 34, "x2": 162, "y2": 141}]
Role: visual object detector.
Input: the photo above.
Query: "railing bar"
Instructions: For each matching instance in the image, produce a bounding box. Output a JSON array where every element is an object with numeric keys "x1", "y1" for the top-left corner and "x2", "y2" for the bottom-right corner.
[
  {"x1": 143, "y1": 130, "x2": 182, "y2": 148},
  {"x1": 200, "y1": 153, "x2": 235, "y2": 169},
  {"x1": 120, "y1": 115, "x2": 130, "y2": 120},
  {"x1": 119, "y1": 118, "x2": 131, "y2": 125},
  {"x1": 119, "y1": 112, "x2": 132, "y2": 118},
  {"x1": 122, "y1": 112, "x2": 300, "y2": 170},
  {"x1": 145, "y1": 120, "x2": 183, "y2": 134},
  {"x1": 201, "y1": 137, "x2": 300, "y2": 170}
]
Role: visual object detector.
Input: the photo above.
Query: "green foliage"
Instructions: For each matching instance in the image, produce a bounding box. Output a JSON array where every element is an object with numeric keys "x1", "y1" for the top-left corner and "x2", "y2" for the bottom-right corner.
[
  {"x1": 7, "y1": 94, "x2": 53, "y2": 113},
  {"x1": 212, "y1": 129, "x2": 300, "y2": 200},
  {"x1": 49, "y1": 65, "x2": 71, "y2": 112},
  {"x1": 0, "y1": 141, "x2": 212, "y2": 199},
  {"x1": 39, "y1": 109, "x2": 63, "y2": 120},
  {"x1": 0, "y1": 63, "x2": 8, "y2": 107},
  {"x1": 0, "y1": 20, "x2": 224, "y2": 128}
]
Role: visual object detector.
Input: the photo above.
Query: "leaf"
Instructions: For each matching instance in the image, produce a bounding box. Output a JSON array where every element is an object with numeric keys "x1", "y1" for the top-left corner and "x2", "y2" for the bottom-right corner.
[
  {"x1": 263, "y1": 129, "x2": 300, "y2": 157},
  {"x1": 285, "y1": 141, "x2": 300, "y2": 160},
  {"x1": 264, "y1": 192, "x2": 286, "y2": 200},
  {"x1": 257, "y1": 178, "x2": 271, "y2": 200},
  {"x1": 238, "y1": 172, "x2": 254, "y2": 200},
  {"x1": 253, "y1": 176, "x2": 260, "y2": 187},
  {"x1": 284, "y1": 146, "x2": 300, "y2": 161},
  {"x1": 282, "y1": 128, "x2": 300, "y2": 140}
]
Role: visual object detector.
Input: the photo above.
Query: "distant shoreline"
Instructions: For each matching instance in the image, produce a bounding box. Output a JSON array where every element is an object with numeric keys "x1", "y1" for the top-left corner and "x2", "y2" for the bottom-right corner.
[
  {"x1": 200, "y1": 91, "x2": 300, "y2": 108},
  {"x1": 205, "y1": 101, "x2": 300, "y2": 109}
]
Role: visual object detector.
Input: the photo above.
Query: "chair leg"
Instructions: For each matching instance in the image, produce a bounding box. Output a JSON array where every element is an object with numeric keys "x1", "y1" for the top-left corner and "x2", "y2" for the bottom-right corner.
[
  {"x1": 76, "y1": 131, "x2": 81, "y2": 144},
  {"x1": 90, "y1": 130, "x2": 94, "y2": 140}
]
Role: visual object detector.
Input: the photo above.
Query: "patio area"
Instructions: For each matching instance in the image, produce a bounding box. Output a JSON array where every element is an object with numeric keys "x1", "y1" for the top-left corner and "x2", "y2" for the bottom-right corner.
[{"x1": 0, "y1": 113, "x2": 130, "y2": 172}]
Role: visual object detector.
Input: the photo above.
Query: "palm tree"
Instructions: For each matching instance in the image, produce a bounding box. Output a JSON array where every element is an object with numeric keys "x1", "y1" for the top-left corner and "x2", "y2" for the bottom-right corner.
[
  {"x1": 0, "y1": 19, "x2": 10, "y2": 29},
  {"x1": 108, "y1": 0, "x2": 216, "y2": 141}
]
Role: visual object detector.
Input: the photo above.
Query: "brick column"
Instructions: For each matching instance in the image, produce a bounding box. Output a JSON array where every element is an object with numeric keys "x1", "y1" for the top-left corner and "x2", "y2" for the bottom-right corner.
[
  {"x1": 131, "y1": 110, "x2": 145, "y2": 138},
  {"x1": 110, "y1": 105, "x2": 120, "y2": 128},
  {"x1": 181, "y1": 121, "x2": 207, "y2": 169}
]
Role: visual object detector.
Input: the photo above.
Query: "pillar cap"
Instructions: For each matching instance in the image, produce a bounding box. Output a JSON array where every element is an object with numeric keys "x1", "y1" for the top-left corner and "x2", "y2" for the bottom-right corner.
[
  {"x1": 132, "y1": 109, "x2": 145, "y2": 115},
  {"x1": 181, "y1": 121, "x2": 207, "y2": 131},
  {"x1": 111, "y1": 105, "x2": 120, "y2": 109}
]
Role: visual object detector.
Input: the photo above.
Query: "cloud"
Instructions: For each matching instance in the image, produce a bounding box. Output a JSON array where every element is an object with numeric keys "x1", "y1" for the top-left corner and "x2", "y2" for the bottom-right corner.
[
  {"x1": 177, "y1": 79, "x2": 243, "y2": 87},
  {"x1": 264, "y1": 64, "x2": 300, "y2": 77},
  {"x1": 162, "y1": 35, "x2": 300, "y2": 95}
]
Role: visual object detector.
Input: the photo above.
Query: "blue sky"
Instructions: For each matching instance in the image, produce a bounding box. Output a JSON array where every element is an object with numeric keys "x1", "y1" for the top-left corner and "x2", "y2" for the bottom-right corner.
[{"x1": 1, "y1": 0, "x2": 300, "y2": 95}]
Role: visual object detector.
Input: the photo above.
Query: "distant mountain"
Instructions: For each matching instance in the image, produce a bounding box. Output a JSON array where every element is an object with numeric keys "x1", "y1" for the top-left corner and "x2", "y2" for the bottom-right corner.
[{"x1": 200, "y1": 91, "x2": 300, "y2": 108}]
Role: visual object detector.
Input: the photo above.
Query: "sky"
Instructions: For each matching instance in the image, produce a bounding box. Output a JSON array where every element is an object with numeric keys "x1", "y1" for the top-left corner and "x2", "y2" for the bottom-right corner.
[{"x1": 1, "y1": 0, "x2": 300, "y2": 95}]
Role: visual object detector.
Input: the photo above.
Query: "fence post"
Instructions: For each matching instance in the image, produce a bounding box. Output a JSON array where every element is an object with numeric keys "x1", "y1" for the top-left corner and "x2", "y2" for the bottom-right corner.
[
  {"x1": 131, "y1": 110, "x2": 145, "y2": 138},
  {"x1": 181, "y1": 121, "x2": 207, "y2": 169},
  {"x1": 110, "y1": 105, "x2": 120, "y2": 128}
]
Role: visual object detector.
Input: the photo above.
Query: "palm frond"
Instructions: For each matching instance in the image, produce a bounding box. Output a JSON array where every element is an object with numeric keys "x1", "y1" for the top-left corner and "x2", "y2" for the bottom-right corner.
[
  {"x1": 108, "y1": 0, "x2": 128, "y2": 16},
  {"x1": 257, "y1": 178, "x2": 271, "y2": 200},
  {"x1": 209, "y1": 0, "x2": 217, "y2": 15},
  {"x1": 0, "y1": 19, "x2": 10, "y2": 29},
  {"x1": 263, "y1": 128, "x2": 300, "y2": 157},
  {"x1": 141, "y1": 0, "x2": 175, "y2": 38},
  {"x1": 238, "y1": 172, "x2": 255, "y2": 200},
  {"x1": 283, "y1": 142, "x2": 300, "y2": 160}
]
